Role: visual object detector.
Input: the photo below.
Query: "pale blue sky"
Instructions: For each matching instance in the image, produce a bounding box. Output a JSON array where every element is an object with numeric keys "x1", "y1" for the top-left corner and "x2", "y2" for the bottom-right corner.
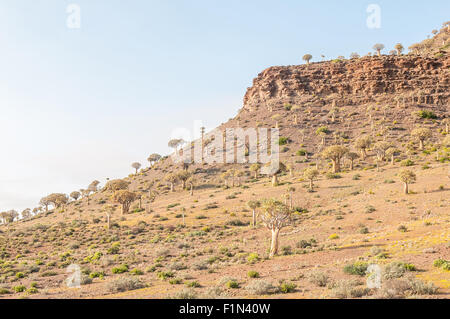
[{"x1": 0, "y1": 0, "x2": 448, "y2": 212}]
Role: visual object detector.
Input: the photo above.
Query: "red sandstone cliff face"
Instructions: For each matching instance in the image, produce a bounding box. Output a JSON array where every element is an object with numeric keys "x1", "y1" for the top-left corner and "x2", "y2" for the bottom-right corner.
[{"x1": 243, "y1": 55, "x2": 449, "y2": 112}]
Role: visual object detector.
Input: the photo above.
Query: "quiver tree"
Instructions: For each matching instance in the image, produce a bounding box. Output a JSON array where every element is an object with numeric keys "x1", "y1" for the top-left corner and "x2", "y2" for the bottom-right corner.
[
  {"x1": 233, "y1": 169, "x2": 244, "y2": 187},
  {"x1": 346, "y1": 152, "x2": 359, "y2": 170},
  {"x1": 147, "y1": 153, "x2": 161, "y2": 167},
  {"x1": 102, "y1": 204, "x2": 114, "y2": 229},
  {"x1": 112, "y1": 190, "x2": 137, "y2": 215},
  {"x1": 260, "y1": 199, "x2": 292, "y2": 258},
  {"x1": 286, "y1": 163, "x2": 294, "y2": 177},
  {"x1": 176, "y1": 170, "x2": 192, "y2": 189},
  {"x1": 373, "y1": 43, "x2": 385, "y2": 56},
  {"x1": 394, "y1": 43, "x2": 404, "y2": 55},
  {"x1": 399, "y1": 169, "x2": 416, "y2": 194},
  {"x1": 70, "y1": 191, "x2": 81, "y2": 201},
  {"x1": 247, "y1": 200, "x2": 261, "y2": 228},
  {"x1": 355, "y1": 135, "x2": 372, "y2": 159},
  {"x1": 265, "y1": 162, "x2": 287, "y2": 187},
  {"x1": 386, "y1": 148, "x2": 400, "y2": 165},
  {"x1": 444, "y1": 21, "x2": 450, "y2": 32},
  {"x1": 443, "y1": 119, "x2": 449, "y2": 134},
  {"x1": 104, "y1": 179, "x2": 129, "y2": 192},
  {"x1": 249, "y1": 163, "x2": 261, "y2": 179},
  {"x1": 81, "y1": 189, "x2": 91, "y2": 204},
  {"x1": 302, "y1": 54, "x2": 312, "y2": 65},
  {"x1": 21, "y1": 208, "x2": 32, "y2": 220},
  {"x1": 304, "y1": 168, "x2": 319, "y2": 191},
  {"x1": 411, "y1": 128, "x2": 432, "y2": 150},
  {"x1": 168, "y1": 139, "x2": 184, "y2": 155},
  {"x1": 39, "y1": 196, "x2": 51, "y2": 212},
  {"x1": 187, "y1": 175, "x2": 196, "y2": 196},
  {"x1": 164, "y1": 173, "x2": 178, "y2": 192},
  {"x1": 1, "y1": 210, "x2": 18, "y2": 224},
  {"x1": 47, "y1": 193, "x2": 69, "y2": 210},
  {"x1": 374, "y1": 141, "x2": 391, "y2": 161},
  {"x1": 0, "y1": 212, "x2": 8, "y2": 224},
  {"x1": 321, "y1": 145, "x2": 349, "y2": 173},
  {"x1": 146, "y1": 180, "x2": 155, "y2": 196},
  {"x1": 131, "y1": 162, "x2": 141, "y2": 174},
  {"x1": 221, "y1": 171, "x2": 231, "y2": 187},
  {"x1": 88, "y1": 180, "x2": 100, "y2": 192},
  {"x1": 287, "y1": 187, "x2": 295, "y2": 209}
]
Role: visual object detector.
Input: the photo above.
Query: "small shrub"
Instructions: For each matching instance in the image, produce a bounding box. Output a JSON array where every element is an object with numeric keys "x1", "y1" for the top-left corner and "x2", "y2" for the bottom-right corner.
[
  {"x1": 169, "y1": 278, "x2": 183, "y2": 285},
  {"x1": 247, "y1": 271, "x2": 260, "y2": 278},
  {"x1": 280, "y1": 282, "x2": 296, "y2": 293},
  {"x1": 13, "y1": 285, "x2": 26, "y2": 293},
  {"x1": 186, "y1": 281, "x2": 201, "y2": 288},
  {"x1": 343, "y1": 262, "x2": 369, "y2": 276},
  {"x1": 247, "y1": 253, "x2": 260, "y2": 264},
  {"x1": 112, "y1": 264, "x2": 129, "y2": 274},
  {"x1": 245, "y1": 280, "x2": 278, "y2": 295},
  {"x1": 308, "y1": 271, "x2": 329, "y2": 287},
  {"x1": 107, "y1": 277, "x2": 144, "y2": 292},
  {"x1": 169, "y1": 288, "x2": 198, "y2": 299},
  {"x1": 130, "y1": 268, "x2": 144, "y2": 276},
  {"x1": 225, "y1": 280, "x2": 239, "y2": 289},
  {"x1": 398, "y1": 225, "x2": 408, "y2": 232},
  {"x1": 157, "y1": 271, "x2": 175, "y2": 280}
]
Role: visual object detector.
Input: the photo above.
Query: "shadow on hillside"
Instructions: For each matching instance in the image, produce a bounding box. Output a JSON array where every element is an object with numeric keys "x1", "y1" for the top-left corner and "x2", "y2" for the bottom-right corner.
[
  {"x1": 196, "y1": 183, "x2": 219, "y2": 190},
  {"x1": 338, "y1": 243, "x2": 384, "y2": 251},
  {"x1": 328, "y1": 185, "x2": 353, "y2": 189}
]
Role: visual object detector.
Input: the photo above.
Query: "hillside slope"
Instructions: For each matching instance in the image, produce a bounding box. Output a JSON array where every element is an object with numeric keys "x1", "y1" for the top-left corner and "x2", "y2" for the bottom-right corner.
[{"x1": 0, "y1": 51, "x2": 449, "y2": 299}]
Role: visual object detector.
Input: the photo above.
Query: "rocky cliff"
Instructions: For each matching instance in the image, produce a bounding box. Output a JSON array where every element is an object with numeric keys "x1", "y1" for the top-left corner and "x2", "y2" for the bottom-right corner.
[{"x1": 243, "y1": 55, "x2": 450, "y2": 112}]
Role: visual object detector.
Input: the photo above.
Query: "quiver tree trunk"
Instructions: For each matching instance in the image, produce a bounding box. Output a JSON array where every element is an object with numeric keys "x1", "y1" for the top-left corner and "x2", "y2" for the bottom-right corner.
[
  {"x1": 106, "y1": 213, "x2": 111, "y2": 229},
  {"x1": 272, "y1": 175, "x2": 279, "y2": 187},
  {"x1": 269, "y1": 228, "x2": 280, "y2": 258},
  {"x1": 404, "y1": 182, "x2": 409, "y2": 194},
  {"x1": 252, "y1": 209, "x2": 256, "y2": 228}
]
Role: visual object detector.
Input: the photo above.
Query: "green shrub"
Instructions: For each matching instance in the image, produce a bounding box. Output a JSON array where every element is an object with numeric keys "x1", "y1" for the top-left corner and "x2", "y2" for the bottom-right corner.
[
  {"x1": 130, "y1": 268, "x2": 144, "y2": 276},
  {"x1": 296, "y1": 149, "x2": 307, "y2": 156},
  {"x1": 112, "y1": 264, "x2": 129, "y2": 274},
  {"x1": 326, "y1": 172, "x2": 341, "y2": 179},
  {"x1": 280, "y1": 282, "x2": 296, "y2": 293},
  {"x1": 247, "y1": 253, "x2": 260, "y2": 264},
  {"x1": 343, "y1": 262, "x2": 368, "y2": 276},
  {"x1": 13, "y1": 285, "x2": 26, "y2": 293},
  {"x1": 26, "y1": 287, "x2": 39, "y2": 294},
  {"x1": 416, "y1": 110, "x2": 437, "y2": 119},
  {"x1": 278, "y1": 137, "x2": 289, "y2": 145},
  {"x1": 247, "y1": 271, "x2": 260, "y2": 278},
  {"x1": 89, "y1": 271, "x2": 105, "y2": 279},
  {"x1": 226, "y1": 280, "x2": 239, "y2": 289},
  {"x1": 186, "y1": 281, "x2": 201, "y2": 288},
  {"x1": 157, "y1": 271, "x2": 174, "y2": 280},
  {"x1": 15, "y1": 272, "x2": 25, "y2": 279},
  {"x1": 169, "y1": 278, "x2": 183, "y2": 285},
  {"x1": 0, "y1": 288, "x2": 10, "y2": 294},
  {"x1": 401, "y1": 159, "x2": 414, "y2": 167}
]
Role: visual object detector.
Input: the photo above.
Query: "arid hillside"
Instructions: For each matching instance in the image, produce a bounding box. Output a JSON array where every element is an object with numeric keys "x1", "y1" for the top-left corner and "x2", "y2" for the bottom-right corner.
[{"x1": 0, "y1": 39, "x2": 449, "y2": 299}]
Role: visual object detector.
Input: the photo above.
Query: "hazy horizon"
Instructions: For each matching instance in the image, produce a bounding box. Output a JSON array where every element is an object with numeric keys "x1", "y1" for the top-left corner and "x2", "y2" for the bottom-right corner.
[{"x1": 1, "y1": 0, "x2": 449, "y2": 213}]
